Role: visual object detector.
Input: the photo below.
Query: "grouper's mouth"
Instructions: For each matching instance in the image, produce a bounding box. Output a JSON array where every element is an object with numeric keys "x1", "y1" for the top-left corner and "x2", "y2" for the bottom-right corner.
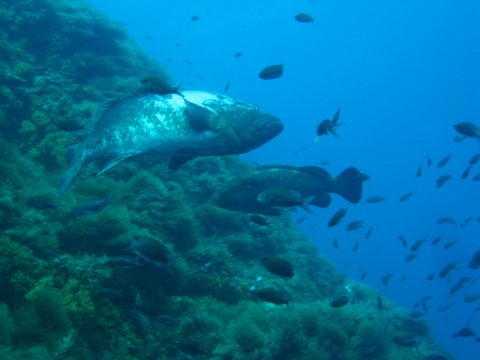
[{"x1": 232, "y1": 113, "x2": 284, "y2": 151}]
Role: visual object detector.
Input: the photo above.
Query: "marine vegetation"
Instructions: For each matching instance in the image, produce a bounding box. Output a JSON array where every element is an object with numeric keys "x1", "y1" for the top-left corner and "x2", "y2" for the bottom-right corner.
[{"x1": 0, "y1": 1, "x2": 452, "y2": 359}]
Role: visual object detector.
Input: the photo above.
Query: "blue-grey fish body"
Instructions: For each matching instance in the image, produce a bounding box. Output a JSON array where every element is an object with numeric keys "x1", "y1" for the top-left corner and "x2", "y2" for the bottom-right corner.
[{"x1": 59, "y1": 91, "x2": 283, "y2": 193}]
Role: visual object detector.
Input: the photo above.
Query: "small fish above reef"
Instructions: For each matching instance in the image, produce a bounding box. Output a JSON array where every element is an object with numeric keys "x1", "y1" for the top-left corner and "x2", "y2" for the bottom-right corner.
[
  {"x1": 255, "y1": 287, "x2": 289, "y2": 305},
  {"x1": 260, "y1": 256, "x2": 294, "y2": 278},
  {"x1": 294, "y1": 13, "x2": 314, "y2": 23},
  {"x1": 131, "y1": 234, "x2": 173, "y2": 273},
  {"x1": 454, "y1": 121, "x2": 480, "y2": 140},
  {"x1": 258, "y1": 64, "x2": 284, "y2": 80},
  {"x1": 140, "y1": 76, "x2": 181, "y2": 95},
  {"x1": 328, "y1": 208, "x2": 347, "y2": 227},
  {"x1": 257, "y1": 188, "x2": 314, "y2": 213},
  {"x1": 316, "y1": 107, "x2": 341, "y2": 140}
]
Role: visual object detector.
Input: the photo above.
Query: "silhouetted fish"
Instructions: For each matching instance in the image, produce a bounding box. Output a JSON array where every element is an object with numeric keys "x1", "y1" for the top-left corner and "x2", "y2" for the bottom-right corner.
[
  {"x1": 436, "y1": 174, "x2": 452, "y2": 188},
  {"x1": 328, "y1": 208, "x2": 347, "y2": 227},
  {"x1": 468, "y1": 249, "x2": 480, "y2": 269},
  {"x1": 437, "y1": 155, "x2": 451, "y2": 168},
  {"x1": 260, "y1": 256, "x2": 294, "y2": 278},
  {"x1": 454, "y1": 122, "x2": 480, "y2": 140},
  {"x1": 399, "y1": 192, "x2": 414, "y2": 202},
  {"x1": 294, "y1": 13, "x2": 314, "y2": 23},
  {"x1": 256, "y1": 287, "x2": 289, "y2": 304},
  {"x1": 258, "y1": 64, "x2": 284, "y2": 80}
]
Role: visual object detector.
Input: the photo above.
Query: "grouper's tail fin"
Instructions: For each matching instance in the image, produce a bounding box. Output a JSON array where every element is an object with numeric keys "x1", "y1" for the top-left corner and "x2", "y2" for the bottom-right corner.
[
  {"x1": 58, "y1": 145, "x2": 83, "y2": 195},
  {"x1": 333, "y1": 167, "x2": 363, "y2": 204}
]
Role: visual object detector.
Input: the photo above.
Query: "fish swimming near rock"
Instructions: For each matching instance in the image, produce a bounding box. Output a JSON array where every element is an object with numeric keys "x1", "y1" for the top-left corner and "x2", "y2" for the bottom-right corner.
[
  {"x1": 211, "y1": 165, "x2": 364, "y2": 215},
  {"x1": 256, "y1": 188, "x2": 314, "y2": 213},
  {"x1": 260, "y1": 255, "x2": 294, "y2": 278},
  {"x1": 316, "y1": 108, "x2": 341, "y2": 140},
  {"x1": 454, "y1": 122, "x2": 480, "y2": 140},
  {"x1": 58, "y1": 91, "x2": 283, "y2": 193}
]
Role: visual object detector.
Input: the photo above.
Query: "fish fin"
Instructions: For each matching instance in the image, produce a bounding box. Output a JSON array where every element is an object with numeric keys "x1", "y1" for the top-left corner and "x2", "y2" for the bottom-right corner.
[
  {"x1": 97, "y1": 152, "x2": 139, "y2": 175},
  {"x1": 184, "y1": 99, "x2": 215, "y2": 131},
  {"x1": 300, "y1": 196, "x2": 315, "y2": 214},
  {"x1": 310, "y1": 193, "x2": 331, "y2": 207},
  {"x1": 168, "y1": 154, "x2": 196, "y2": 170},
  {"x1": 299, "y1": 166, "x2": 332, "y2": 180},
  {"x1": 58, "y1": 145, "x2": 84, "y2": 195},
  {"x1": 333, "y1": 167, "x2": 363, "y2": 204},
  {"x1": 332, "y1": 107, "x2": 341, "y2": 125}
]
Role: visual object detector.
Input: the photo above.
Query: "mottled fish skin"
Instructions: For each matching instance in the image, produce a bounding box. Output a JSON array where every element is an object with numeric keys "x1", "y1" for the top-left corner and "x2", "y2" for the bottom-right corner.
[{"x1": 58, "y1": 91, "x2": 283, "y2": 194}]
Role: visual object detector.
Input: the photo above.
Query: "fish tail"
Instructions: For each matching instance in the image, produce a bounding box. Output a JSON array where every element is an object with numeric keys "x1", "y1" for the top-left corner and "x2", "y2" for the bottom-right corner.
[
  {"x1": 58, "y1": 145, "x2": 84, "y2": 195},
  {"x1": 333, "y1": 167, "x2": 363, "y2": 204}
]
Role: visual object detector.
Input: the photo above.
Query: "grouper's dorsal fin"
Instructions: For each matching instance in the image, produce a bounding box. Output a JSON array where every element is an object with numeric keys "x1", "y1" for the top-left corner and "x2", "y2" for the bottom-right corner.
[
  {"x1": 299, "y1": 166, "x2": 332, "y2": 180},
  {"x1": 184, "y1": 98, "x2": 216, "y2": 132}
]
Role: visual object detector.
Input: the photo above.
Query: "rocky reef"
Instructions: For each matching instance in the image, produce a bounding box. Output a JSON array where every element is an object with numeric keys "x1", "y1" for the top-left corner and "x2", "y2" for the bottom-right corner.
[{"x1": 0, "y1": 1, "x2": 451, "y2": 359}]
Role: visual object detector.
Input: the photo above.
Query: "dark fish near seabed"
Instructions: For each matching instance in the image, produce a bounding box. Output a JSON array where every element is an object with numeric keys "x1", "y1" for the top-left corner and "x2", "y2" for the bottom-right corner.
[
  {"x1": 436, "y1": 174, "x2": 452, "y2": 188},
  {"x1": 140, "y1": 76, "x2": 181, "y2": 95},
  {"x1": 454, "y1": 121, "x2": 480, "y2": 140},
  {"x1": 212, "y1": 165, "x2": 363, "y2": 215},
  {"x1": 131, "y1": 234, "x2": 173, "y2": 273},
  {"x1": 71, "y1": 196, "x2": 112, "y2": 217},
  {"x1": 468, "y1": 249, "x2": 480, "y2": 269},
  {"x1": 328, "y1": 208, "x2": 347, "y2": 227},
  {"x1": 260, "y1": 255, "x2": 294, "y2": 278},
  {"x1": 330, "y1": 295, "x2": 349, "y2": 308},
  {"x1": 345, "y1": 220, "x2": 362, "y2": 231},
  {"x1": 294, "y1": 13, "x2": 314, "y2": 23},
  {"x1": 399, "y1": 191, "x2": 414, "y2": 202},
  {"x1": 366, "y1": 195, "x2": 386, "y2": 203},
  {"x1": 255, "y1": 287, "x2": 289, "y2": 304},
  {"x1": 316, "y1": 108, "x2": 342, "y2": 139},
  {"x1": 438, "y1": 262, "x2": 457, "y2": 278},
  {"x1": 257, "y1": 188, "x2": 314, "y2": 214},
  {"x1": 58, "y1": 91, "x2": 283, "y2": 193},
  {"x1": 437, "y1": 155, "x2": 451, "y2": 168},
  {"x1": 258, "y1": 64, "x2": 284, "y2": 80}
]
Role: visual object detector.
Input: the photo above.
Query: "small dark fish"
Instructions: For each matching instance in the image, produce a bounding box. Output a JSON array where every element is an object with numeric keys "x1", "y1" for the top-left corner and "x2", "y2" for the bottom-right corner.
[
  {"x1": 470, "y1": 153, "x2": 480, "y2": 165},
  {"x1": 328, "y1": 208, "x2": 347, "y2": 227},
  {"x1": 360, "y1": 269, "x2": 368, "y2": 280},
  {"x1": 141, "y1": 76, "x2": 181, "y2": 95},
  {"x1": 436, "y1": 174, "x2": 452, "y2": 188},
  {"x1": 256, "y1": 287, "x2": 289, "y2": 304},
  {"x1": 234, "y1": 52, "x2": 243, "y2": 58},
  {"x1": 436, "y1": 216, "x2": 457, "y2": 225},
  {"x1": 464, "y1": 294, "x2": 480, "y2": 303},
  {"x1": 416, "y1": 164, "x2": 423, "y2": 178},
  {"x1": 454, "y1": 122, "x2": 480, "y2": 140},
  {"x1": 257, "y1": 188, "x2": 314, "y2": 213},
  {"x1": 366, "y1": 195, "x2": 386, "y2": 203},
  {"x1": 410, "y1": 310, "x2": 424, "y2": 318},
  {"x1": 258, "y1": 64, "x2": 284, "y2": 80},
  {"x1": 400, "y1": 275, "x2": 407, "y2": 282},
  {"x1": 316, "y1": 108, "x2": 341, "y2": 139},
  {"x1": 352, "y1": 241, "x2": 359, "y2": 252},
  {"x1": 452, "y1": 326, "x2": 476, "y2": 338},
  {"x1": 158, "y1": 315, "x2": 180, "y2": 326},
  {"x1": 398, "y1": 235, "x2": 408, "y2": 248},
  {"x1": 458, "y1": 276, "x2": 472, "y2": 284},
  {"x1": 426, "y1": 273, "x2": 435, "y2": 281},
  {"x1": 426, "y1": 155, "x2": 432, "y2": 167},
  {"x1": 191, "y1": 15, "x2": 200, "y2": 21},
  {"x1": 365, "y1": 228, "x2": 372, "y2": 239},
  {"x1": 437, "y1": 302, "x2": 456, "y2": 312},
  {"x1": 442, "y1": 240, "x2": 456, "y2": 250},
  {"x1": 381, "y1": 272, "x2": 393, "y2": 286},
  {"x1": 224, "y1": 79, "x2": 231, "y2": 92},
  {"x1": 26, "y1": 194, "x2": 60, "y2": 210},
  {"x1": 410, "y1": 237, "x2": 427, "y2": 252},
  {"x1": 438, "y1": 262, "x2": 457, "y2": 278},
  {"x1": 250, "y1": 214, "x2": 268, "y2": 226},
  {"x1": 404, "y1": 253, "x2": 418, "y2": 262},
  {"x1": 330, "y1": 295, "x2": 349, "y2": 308},
  {"x1": 449, "y1": 283, "x2": 463, "y2": 295},
  {"x1": 462, "y1": 165, "x2": 473, "y2": 179},
  {"x1": 131, "y1": 235, "x2": 173, "y2": 272},
  {"x1": 71, "y1": 196, "x2": 112, "y2": 217},
  {"x1": 468, "y1": 249, "x2": 480, "y2": 269},
  {"x1": 472, "y1": 173, "x2": 480, "y2": 181},
  {"x1": 421, "y1": 302, "x2": 429, "y2": 312},
  {"x1": 260, "y1": 256, "x2": 294, "y2": 278},
  {"x1": 144, "y1": 35, "x2": 153, "y2": 40},
  {"x1": 294, "y1": 13, "x2": 314, "y2": 23},
  {"x1": 332, "y1": 238, "x2": 339, "y2": 249},
  {"x1": 94, "y1": 288, "x2": 124, "y2": 300},
  {"x1": 460, "y1": 217, "x2": 472, "y2": 228},
  {"x1": 399, "y1": 192, "x2": 414, "y2": 202},
  {"x1": 431, "y1": 236, "x2": 442, "y2": 245},
  {"x1": 295, "y1": 216, "x2": 307, "y2": 224},
  {"x1": 345, "y1": 220, "x2": 362, "y2": 231},
  {"x1": 437, "y1": 155, "x2": 451, "y2": 168}
]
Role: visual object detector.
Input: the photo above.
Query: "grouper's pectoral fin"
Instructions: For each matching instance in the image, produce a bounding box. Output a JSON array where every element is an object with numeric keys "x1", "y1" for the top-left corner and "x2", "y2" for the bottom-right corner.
[
  {"x1": 184, "y1": 98, "x2": 217, "y2": 132},
  {"x1": 97, "y1": 151, "x2": 140, "y2": 175}
]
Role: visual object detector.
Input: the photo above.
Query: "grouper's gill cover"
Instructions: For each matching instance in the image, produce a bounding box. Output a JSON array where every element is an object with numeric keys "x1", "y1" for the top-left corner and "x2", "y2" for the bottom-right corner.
[{"x1": 58, "y1": 91, "x2": 283, "y2": 194}]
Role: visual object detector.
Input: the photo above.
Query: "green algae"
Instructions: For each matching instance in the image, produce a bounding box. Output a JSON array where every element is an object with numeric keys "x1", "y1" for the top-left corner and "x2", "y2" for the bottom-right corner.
[{"x1": 0, "y1": 1, "x2": 454, "y2": 359}]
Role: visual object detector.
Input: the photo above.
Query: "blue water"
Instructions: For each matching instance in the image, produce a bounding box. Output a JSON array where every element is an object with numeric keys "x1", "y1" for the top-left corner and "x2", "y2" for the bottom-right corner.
[{"x1": 87, "y1": 1, "x2": 480, "y2": 358}]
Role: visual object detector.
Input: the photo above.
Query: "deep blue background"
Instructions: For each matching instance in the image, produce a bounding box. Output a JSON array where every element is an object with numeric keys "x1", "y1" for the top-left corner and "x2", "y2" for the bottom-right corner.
[{"x1": 87, "y1": 1, "x2": 480, "y2": 358}]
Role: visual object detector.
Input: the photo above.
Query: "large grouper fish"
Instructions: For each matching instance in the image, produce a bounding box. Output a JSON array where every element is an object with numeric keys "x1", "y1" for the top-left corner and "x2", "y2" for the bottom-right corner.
[
  {"x1": 58, "y1": 91, "x2": 283, "y2": 194},
  {"x1": 212, "y1": 165, "x2": 364, "y2": 215}
]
